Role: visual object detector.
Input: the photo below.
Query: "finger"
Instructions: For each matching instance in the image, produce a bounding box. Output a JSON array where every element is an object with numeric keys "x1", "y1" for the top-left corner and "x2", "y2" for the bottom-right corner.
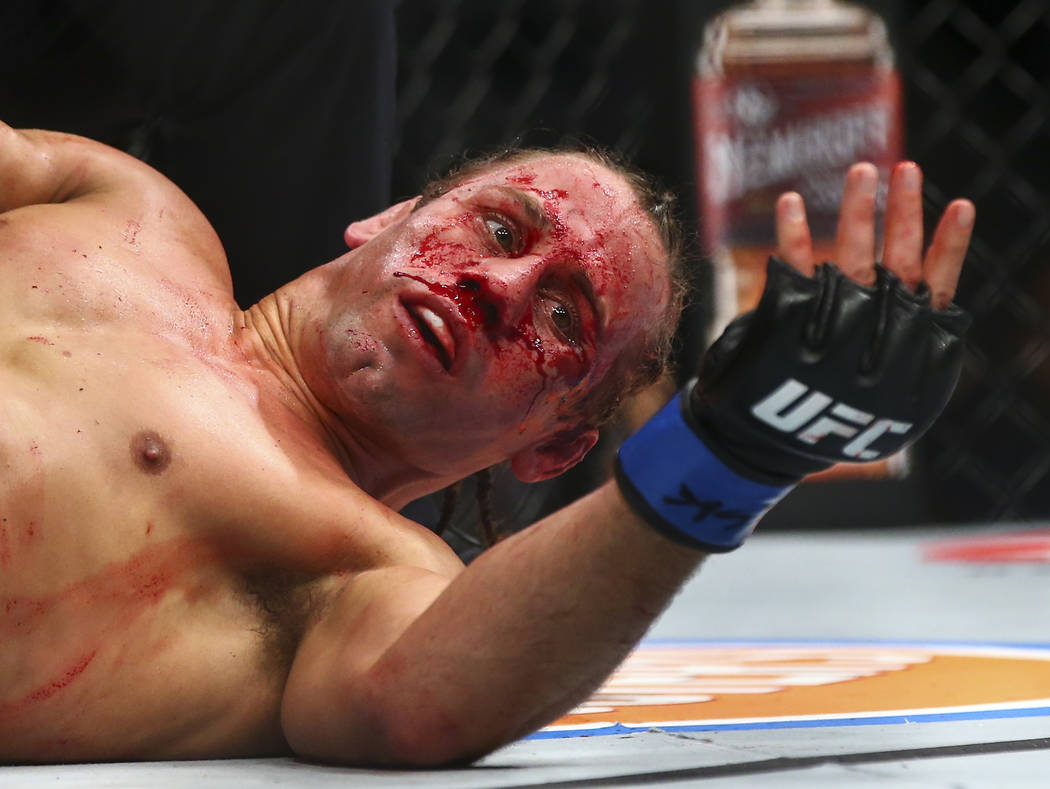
[
  {"x1": 923, "y1": 198, "x2": 975, "y2": 309},
  {"x1": 834, "y1": 162, "x2": 879, "y2": 286},
  {"x1": 881, "y1": 162, "x2": 924, "y2": 290},
  {"x1": 775, "y1": 191, "x2": 814, "y2": 275}
]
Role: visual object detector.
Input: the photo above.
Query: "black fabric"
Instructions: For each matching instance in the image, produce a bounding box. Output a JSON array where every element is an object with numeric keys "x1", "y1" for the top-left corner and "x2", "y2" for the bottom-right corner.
[
  {"x1": 0, "y1": 0, "x2": 397, "y2": 308},
  {"x1": 689, "y1": 256, "x2": 971, "y2": 482}
]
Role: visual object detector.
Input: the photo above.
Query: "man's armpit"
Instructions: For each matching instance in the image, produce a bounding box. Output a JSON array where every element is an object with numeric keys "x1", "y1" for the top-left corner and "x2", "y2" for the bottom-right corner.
[{"x1": 279, "y1": 565, "x2": 454, "y2": 761}]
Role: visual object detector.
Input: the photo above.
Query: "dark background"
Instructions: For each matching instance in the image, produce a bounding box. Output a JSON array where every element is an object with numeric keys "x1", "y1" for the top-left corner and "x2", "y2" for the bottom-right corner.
[{"x1": 3, "y1": 1, "x2": 1048, "y2": 533}]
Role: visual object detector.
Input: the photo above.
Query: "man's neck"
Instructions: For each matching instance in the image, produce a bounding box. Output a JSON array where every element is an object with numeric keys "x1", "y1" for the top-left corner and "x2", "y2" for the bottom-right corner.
[{"x1": 238, "y1": 276, "x2": 459, "y2": 511}]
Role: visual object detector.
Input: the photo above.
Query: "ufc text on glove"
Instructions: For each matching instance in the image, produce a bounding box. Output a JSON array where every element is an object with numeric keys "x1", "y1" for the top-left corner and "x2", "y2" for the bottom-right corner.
[{"x1": 616, "y1": 256, "x2": 971, "y2": 553}]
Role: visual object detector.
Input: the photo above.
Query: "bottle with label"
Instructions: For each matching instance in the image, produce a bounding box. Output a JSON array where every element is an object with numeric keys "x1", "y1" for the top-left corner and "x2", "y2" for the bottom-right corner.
[{"x1": 693, "y1": 0, "x2": 903, "y2": 478}]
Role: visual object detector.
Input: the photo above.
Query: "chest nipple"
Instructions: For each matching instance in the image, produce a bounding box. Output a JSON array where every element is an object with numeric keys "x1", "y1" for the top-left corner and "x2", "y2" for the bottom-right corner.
[{"x1": 130, "y1": 430, "x2": 172, "y2": 474}]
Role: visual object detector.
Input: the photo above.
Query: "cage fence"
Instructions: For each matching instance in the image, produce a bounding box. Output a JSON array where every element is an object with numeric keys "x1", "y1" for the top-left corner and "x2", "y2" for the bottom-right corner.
[
  {"x1": 393, "y1": 0, "x2": 1050, "y2": 530},
  {"x1": 903, "y1": 0, "x2": 1050, "y2": 522}
]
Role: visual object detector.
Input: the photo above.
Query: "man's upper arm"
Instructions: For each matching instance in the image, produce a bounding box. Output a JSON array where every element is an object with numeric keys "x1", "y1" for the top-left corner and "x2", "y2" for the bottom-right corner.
[
  {"x1": 0, "y1": 122, "x2": 121, "y2": 210},
  {"x1": 280, "y1": 564, "x2": 456, "y2": 764},
  {"x1": 0, "y1": 121, "x2": 230, "y2": 287}
]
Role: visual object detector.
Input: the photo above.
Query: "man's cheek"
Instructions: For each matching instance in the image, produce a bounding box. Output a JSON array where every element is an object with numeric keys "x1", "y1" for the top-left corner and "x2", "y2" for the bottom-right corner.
[{"x1": 405, "y1": 213, "x2": 478, "y2": 269}]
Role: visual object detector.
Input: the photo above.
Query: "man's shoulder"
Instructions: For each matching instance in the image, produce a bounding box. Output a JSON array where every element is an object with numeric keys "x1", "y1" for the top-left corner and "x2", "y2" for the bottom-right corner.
[{"x1": 0, "y1": 125, "x2": 233, "y2": 294}]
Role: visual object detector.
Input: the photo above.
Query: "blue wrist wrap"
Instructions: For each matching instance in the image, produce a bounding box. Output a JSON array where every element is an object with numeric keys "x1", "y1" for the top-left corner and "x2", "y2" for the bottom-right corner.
[{"x1": 615, "y1": 390, "x2": 794, "y2": 553}]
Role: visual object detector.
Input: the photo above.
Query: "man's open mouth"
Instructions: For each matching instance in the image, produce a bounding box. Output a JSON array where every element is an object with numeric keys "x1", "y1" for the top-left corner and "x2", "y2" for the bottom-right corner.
[{"x1": 408, "y1": 304, "x2": 455, "y2": 371}]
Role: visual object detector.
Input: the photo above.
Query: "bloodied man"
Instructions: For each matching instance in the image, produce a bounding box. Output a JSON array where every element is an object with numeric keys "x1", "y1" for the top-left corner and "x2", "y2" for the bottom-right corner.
[
  {"x1": 0, "y1": 124, "x2": 973, "y2": 766},
  {"x1": 0, "y1": 126, "x2": 681, "y2": 764},
  {"x1": 307, "y1": 151, "x2": 678, "y2": 494}
]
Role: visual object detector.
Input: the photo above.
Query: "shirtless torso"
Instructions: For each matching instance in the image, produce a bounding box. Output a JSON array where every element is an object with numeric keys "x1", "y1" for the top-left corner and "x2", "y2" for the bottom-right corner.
[
  {"x1": 0, "y1": 127, "x2": 458, "y2": 761},
  {"x1": 0, "y1": 123, "x2": 972, "y2": 768}
]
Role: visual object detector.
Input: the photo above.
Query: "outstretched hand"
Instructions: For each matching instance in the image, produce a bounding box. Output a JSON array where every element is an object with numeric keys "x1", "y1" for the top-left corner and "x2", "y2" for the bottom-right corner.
[
  {"x1": 774, "y1": 161, "x2": 975, "y2": 310},
  {"x1": 616, "y1": 159, "x2": 974, "y2": 555}
]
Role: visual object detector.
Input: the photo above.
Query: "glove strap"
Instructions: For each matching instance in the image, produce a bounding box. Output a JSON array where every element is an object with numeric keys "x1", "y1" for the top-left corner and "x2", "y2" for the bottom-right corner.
[{"x1": 615, "y1": 390, "x2": 794, "y2": 553}]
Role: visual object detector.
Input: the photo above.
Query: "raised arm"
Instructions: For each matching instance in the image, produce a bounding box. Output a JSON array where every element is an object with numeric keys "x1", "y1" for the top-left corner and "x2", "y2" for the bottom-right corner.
[
  {"x1": 282, "y1": 482, "x2": 698, "y2": 766},
  {"x1": 282, "y1": 161, "x2": 975, "y2": 767},
  {"x1": 0, "y1": 122, "x2": 230, "y2": 287}
]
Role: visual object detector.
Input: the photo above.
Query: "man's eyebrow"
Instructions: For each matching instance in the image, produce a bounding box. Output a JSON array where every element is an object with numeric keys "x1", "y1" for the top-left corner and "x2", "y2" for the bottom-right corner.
[{"x1": 484, "y1": 186, "x2": 550, "y2": 230}]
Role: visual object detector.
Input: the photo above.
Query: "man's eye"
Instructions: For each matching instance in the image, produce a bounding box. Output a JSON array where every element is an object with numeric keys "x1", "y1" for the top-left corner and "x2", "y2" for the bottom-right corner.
[
  {"x1": 551, "y1": 303, "x2": 575, "y2": 334},
  {"x1": 485, "y1": 218, "x2": 517, "y2": 253},
  {"x1": 541, "y1": 294, "x2": 580, "y2": 344}
]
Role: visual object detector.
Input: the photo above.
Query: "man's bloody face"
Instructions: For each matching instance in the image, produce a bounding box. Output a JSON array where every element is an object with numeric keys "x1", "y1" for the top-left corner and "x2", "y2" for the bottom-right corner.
[{"x1": 316, "y1": 154, "x2": 671, "y2": 479}]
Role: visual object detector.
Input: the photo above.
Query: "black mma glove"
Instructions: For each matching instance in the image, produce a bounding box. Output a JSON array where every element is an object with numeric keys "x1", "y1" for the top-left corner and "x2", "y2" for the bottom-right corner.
[{"x1": 615, "y1": 256, "x2": 970, "y2": 553}]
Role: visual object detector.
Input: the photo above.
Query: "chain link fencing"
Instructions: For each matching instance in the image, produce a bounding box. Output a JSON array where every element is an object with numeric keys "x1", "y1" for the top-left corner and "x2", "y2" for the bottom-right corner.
[
  {"x1": 392, "y1": 0, "x2": 1050, "y2": 533},
  {"x1": 902, "y1": 0, "x2": 1050, "y2": 523}
]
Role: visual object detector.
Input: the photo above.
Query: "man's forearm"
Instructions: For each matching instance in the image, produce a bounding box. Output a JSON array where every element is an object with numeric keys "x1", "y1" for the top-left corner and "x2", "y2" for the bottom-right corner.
[{"x1": 358, "y1": 480, "x2": 705, "y2": 764}]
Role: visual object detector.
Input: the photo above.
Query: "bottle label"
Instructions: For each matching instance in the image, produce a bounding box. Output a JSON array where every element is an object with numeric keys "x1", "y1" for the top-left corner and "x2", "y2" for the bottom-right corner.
[{"x1": 694, "y1": 68, "x2": 902, "y2": 249}]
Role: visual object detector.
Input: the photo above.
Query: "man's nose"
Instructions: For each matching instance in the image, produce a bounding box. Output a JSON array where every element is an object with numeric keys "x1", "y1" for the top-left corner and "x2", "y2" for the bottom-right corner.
[{"x1": 457, "y1": 257, "x2": 545, "y2": 329}]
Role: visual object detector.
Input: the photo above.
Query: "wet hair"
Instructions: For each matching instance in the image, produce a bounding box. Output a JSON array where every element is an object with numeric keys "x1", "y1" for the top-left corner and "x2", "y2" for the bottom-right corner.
[{"x1": 419, "y1": 145, "x2": 689, "y2": 545}]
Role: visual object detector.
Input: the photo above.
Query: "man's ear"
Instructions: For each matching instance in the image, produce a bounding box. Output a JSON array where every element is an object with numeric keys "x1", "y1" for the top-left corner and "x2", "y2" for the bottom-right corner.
[
  {"x1": 509, "y1": 428, "x2": 600, "y2": 483},
  {"x1": 344, "y1": 197, "x2": 420, "y2": 248}
]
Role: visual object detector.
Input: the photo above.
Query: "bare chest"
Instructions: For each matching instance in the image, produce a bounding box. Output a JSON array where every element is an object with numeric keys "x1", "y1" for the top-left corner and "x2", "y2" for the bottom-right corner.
[
  {"x1": 0, "y1": 330, "x2": 351, "y2": 761},
  {"x1": 0, "y1": 550, "x2": 310, "y2": 761}
]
